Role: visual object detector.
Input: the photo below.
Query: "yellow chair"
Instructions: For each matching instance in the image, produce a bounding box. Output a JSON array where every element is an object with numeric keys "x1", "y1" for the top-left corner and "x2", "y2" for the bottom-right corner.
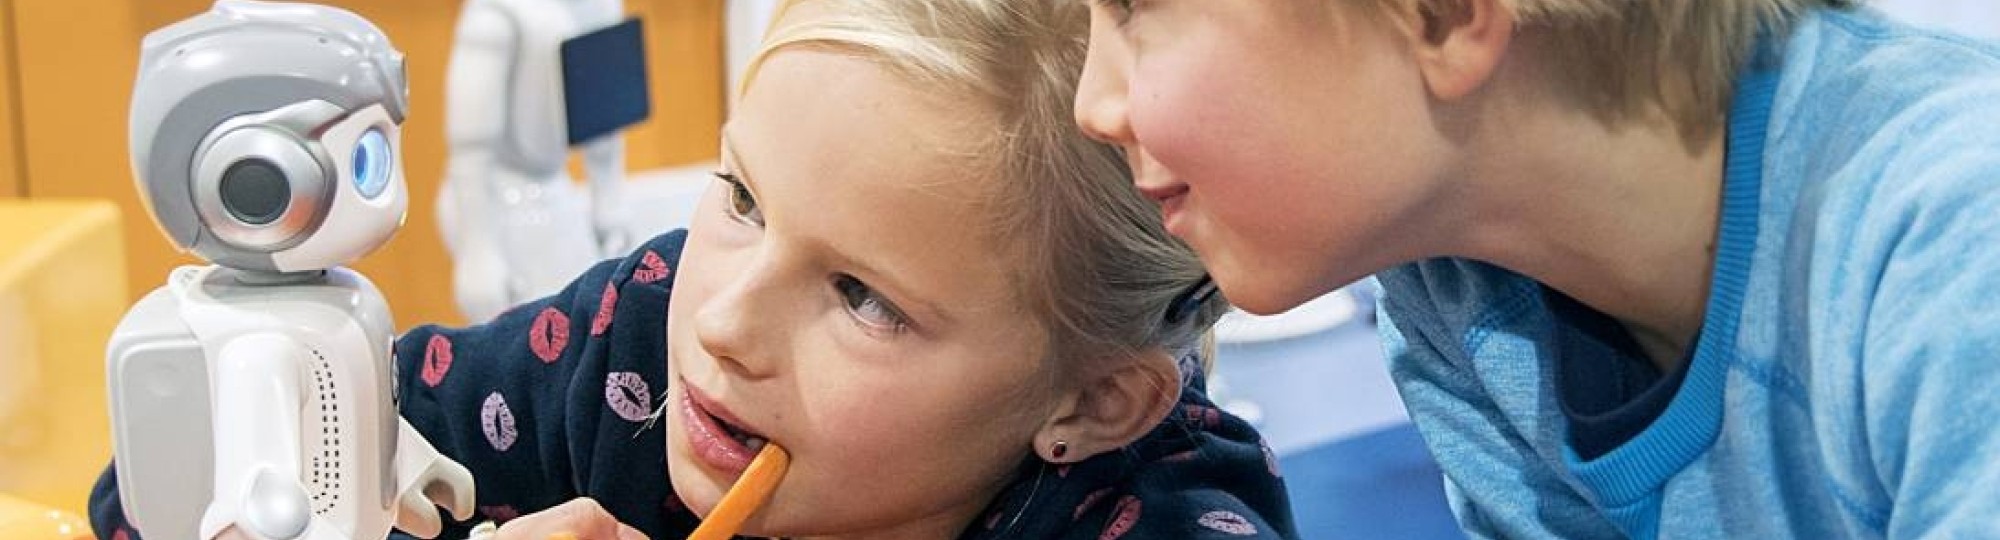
[
  {"x1": 0, "y1": 199, "x2": 126, "y2": 516},
  {"x1": 0, "y1": 492, "x2": 92, "y2": 540}
]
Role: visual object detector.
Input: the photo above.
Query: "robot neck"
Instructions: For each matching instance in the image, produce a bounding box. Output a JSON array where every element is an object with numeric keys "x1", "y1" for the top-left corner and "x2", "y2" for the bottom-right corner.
[{"x1": 228, "y1": 267, "x2": 330, "y2": 286}]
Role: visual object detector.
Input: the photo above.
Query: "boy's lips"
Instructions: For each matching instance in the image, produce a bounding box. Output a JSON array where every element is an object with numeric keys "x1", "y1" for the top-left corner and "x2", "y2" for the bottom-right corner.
[
  {"x1": 1137, "y1": 182, "x2": 1190, "y2": 231},
  {"x1": 1135, "y1": 182, "x2": 1188, "y2": 204},
  {"x1": 680, "y1": 378, "x2": 771, "y2": 475}
]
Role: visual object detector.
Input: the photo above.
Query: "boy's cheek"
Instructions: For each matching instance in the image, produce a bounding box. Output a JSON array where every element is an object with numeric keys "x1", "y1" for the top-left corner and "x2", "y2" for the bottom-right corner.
[{"x1": 1127, "y1": 55, "x2": 1265, "y2": 172}]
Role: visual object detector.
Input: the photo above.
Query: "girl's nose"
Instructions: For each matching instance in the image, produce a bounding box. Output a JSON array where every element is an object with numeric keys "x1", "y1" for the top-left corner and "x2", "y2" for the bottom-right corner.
[{"x1": 693, "y1": 257, "x2": 786, "y2": 379}]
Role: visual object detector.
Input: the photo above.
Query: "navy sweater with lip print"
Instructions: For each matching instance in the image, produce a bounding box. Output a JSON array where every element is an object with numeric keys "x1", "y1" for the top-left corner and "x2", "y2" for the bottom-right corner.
[{"x1": 90, "y1": 229, "x2": 1297, "y2": 540}]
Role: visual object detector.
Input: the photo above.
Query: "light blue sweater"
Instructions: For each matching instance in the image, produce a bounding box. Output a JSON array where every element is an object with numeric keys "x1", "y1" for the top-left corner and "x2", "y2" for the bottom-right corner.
[{"x1": 1376, "y1": 8, "x2": 2000, "y2": 539}]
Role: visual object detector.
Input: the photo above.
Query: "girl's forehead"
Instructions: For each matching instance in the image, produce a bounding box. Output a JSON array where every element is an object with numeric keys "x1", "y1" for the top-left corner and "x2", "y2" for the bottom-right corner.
[
  {"x1": 728, "y1": 51, "x2": 1030, "y2": 325},
  {"x1": 733, "y1": 49, "x2": 1004, "y2": 199}
]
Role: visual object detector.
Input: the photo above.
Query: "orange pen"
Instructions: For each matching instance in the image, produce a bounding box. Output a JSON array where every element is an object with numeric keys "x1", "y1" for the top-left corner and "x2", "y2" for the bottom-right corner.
[
  {"x1": 686, "y1": 443, "x2": 792, "y2": 540},
  {"x1": 545, "y1": 443, "x2": 789, "y2": 540}
]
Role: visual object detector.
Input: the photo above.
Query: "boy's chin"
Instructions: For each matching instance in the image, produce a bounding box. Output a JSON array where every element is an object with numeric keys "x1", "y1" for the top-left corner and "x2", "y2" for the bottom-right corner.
[{"x1": 1211, "y1": 271, "x2": 1326, "y2": 316}]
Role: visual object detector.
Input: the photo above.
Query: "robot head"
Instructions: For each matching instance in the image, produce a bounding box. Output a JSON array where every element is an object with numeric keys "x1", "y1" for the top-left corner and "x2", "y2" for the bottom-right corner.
[{"x1": 130, "y1": 0, "x2": 409, "y2": 273}]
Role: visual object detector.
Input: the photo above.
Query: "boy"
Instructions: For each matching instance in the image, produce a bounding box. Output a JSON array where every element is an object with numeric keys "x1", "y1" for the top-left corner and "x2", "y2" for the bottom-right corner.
[{"x1": 1076, "y1": 0, "x2": 2000, "y2": 537}]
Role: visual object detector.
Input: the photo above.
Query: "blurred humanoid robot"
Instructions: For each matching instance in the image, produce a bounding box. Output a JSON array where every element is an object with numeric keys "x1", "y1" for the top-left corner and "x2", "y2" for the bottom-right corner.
[
  {"x1": 438, "y1": 0, "x2": 649, "y2": 321},
  {"x1": 107, "y1": 2, "x2": 475, "y2": 538}
]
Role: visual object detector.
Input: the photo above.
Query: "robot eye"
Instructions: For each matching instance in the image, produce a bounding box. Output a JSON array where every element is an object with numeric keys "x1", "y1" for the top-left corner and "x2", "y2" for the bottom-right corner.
[
  {"x1": 352, "y1": 128, "x2": 392, "y2": 198},
  {"x1": 220, "y1": 158, "x2": 291, "y2": 225}
]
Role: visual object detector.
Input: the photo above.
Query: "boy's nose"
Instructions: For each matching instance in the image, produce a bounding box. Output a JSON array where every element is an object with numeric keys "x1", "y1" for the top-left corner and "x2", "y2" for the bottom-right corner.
[{"x1": 1075, "y1": 31, "x2": 1136, "y2": 146}]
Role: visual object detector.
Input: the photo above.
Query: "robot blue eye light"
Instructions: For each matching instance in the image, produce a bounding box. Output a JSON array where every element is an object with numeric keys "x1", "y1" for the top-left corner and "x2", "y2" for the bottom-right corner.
[{"x1": 353, "y1": 128, "x2": 391, "y2": 198}]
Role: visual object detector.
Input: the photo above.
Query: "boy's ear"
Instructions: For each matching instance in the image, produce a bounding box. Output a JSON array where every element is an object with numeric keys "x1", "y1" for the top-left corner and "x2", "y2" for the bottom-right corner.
[
  {"x1": 1035, "y1": 349, "x2": 1181, "y2": 463},
  {"x1": 1411, "y1": 0, "x2": 1514, "y2": 101}
]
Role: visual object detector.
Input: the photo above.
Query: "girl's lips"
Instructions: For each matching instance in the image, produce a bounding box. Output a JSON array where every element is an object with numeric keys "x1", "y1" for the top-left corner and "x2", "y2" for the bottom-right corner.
[{"x1": 679, "y1": 378, "x2": 767, "y2": 475}]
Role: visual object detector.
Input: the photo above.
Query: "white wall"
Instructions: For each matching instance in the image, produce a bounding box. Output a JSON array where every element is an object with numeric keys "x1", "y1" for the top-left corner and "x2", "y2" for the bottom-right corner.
[
  {"x1": 1873, "y1": 0, "x2": 2000, "y2": 40},
  {"x1": 726, "y1": 0, "x2": 780, "y2": 111}
]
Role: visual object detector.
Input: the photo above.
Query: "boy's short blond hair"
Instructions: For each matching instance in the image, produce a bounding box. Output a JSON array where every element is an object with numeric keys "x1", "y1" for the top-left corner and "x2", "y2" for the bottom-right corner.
[{"x1": 1379, "y1": 0, "x2": 1852, "y2": 139}]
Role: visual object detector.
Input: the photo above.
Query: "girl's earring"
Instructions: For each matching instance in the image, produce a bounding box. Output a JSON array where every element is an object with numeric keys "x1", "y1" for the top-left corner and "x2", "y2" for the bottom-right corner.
[{"x1": 1051, "y1": 440, "x2": 1069, "y2": 461}]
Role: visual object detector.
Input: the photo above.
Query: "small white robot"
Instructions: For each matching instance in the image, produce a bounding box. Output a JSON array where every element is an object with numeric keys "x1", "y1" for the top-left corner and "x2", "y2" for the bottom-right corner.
[
  {"x1": 437, "y1": 0, "x2": 647, "y2": 322},
  {"x1": 107, "y1": 2, "x2": 476, "y2": 539}
]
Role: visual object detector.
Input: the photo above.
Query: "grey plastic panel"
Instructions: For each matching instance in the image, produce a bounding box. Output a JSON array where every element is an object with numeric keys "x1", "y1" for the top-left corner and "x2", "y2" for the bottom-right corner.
[{"x1": 107, "y1": 288, "x2": 214, "y2": 539}]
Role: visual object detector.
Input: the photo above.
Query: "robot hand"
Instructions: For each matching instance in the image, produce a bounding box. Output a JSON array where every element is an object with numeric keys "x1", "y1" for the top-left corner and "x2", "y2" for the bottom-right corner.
[
  {"x1": 390, "y1": 420, "x2": 476, "y2": 539},
  {"x1": 580, "y1": 136, "x2": 634, "y2": 257}
]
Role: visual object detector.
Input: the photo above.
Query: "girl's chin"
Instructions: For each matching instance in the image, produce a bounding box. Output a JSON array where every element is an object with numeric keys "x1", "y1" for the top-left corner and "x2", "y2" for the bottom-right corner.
[{"x1": 666, "y1": 459, "x2": 726, "y2": 515}]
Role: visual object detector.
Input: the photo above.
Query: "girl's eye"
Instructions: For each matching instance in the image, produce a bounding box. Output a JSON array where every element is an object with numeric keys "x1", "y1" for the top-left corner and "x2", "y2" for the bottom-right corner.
[
  {"x1": 834, "y1": 274, "x2": 910, "y2": 333},
  {"x1": 714, "y1": 171, "x2": 764, "y2": 226}
]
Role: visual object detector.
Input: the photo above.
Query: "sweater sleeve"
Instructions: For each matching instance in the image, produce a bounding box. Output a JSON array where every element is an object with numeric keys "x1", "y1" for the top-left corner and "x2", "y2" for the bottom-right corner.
[
  {"x1": 388, "y1": 229, "x2": 694, "y2": 539},
  {"x1": 1855, "y1": 148, "x2": 2000, "y2": 539}
]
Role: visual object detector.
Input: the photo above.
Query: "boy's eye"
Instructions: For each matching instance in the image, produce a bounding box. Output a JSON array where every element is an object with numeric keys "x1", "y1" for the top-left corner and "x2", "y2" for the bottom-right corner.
[
  {"x1": 714, "y1": 171, "x2": 764, "y2": 226},
  {"x1": 1094, "y1": 0, "x2": 1136, "y2": 23},
  {"x1": 834, "y1": 274, "x2": 910, "y2": 333}
]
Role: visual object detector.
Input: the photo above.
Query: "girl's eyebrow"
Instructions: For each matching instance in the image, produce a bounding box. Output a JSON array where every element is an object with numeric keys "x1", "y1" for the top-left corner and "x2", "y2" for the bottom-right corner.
[{"x1": 720, "y1": 132, "x2": 759, "y2": 188}]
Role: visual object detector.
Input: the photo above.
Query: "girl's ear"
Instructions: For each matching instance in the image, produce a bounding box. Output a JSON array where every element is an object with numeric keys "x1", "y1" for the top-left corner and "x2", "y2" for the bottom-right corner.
[
  {"x1": 1034, "y1": 349, "x2": 1181, "y2": 463},
  {"x1": 1411, "y1": 0, "x2": 1515, "y2": 101}
]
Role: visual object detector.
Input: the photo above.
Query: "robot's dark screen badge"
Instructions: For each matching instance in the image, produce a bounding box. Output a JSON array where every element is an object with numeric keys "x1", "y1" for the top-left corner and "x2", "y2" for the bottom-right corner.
[{"x1": 561, "y1": 17, "x2": 651, "y2": 145}]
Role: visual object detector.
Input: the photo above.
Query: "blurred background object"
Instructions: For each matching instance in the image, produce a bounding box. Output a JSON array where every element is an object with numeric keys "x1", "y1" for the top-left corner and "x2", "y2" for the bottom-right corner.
[
  {"x1": 0, "y1": 200, "x2": 125, "y2": 516},
  {"x1": 1211, "y1": 284, "x2": 1466, "y2": 540},
  {"x1": 437, "y1": 0, "x2": 649, "y2": 322},
  {"x1": 0, "y1": 492, "x2": 92, "y2": 540},
  {"x1": 0, "y1": 0, "x2": 726, "y2": 330},
  {"x1": 1875, "y1": 0, "x2": 2000, "y2": 39}
]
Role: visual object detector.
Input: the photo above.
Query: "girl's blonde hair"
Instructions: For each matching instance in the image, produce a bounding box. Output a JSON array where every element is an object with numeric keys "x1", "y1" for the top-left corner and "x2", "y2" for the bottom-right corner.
[
  {"x1": 1377, "y1": 0, "x2": 1852, "y2": 140},
  {"x1": 743, "y1": 0, "x2": 1227, "y2": 369}
]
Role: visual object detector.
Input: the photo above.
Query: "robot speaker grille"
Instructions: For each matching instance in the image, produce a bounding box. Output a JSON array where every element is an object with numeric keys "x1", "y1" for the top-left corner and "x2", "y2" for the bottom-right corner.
[{"x1": 307, "y1": 348, "x2": 343, "y2": 514}]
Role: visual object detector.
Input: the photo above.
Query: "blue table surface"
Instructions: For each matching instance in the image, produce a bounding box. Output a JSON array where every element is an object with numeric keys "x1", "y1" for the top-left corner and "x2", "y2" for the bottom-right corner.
[{"x1": 1210, "y1": 292, "x2": 1465, "y2": 540}]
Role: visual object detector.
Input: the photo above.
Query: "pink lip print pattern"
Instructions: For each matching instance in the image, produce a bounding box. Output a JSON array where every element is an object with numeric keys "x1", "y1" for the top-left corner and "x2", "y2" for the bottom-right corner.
[
  {"x1": 481, "y1": 391, "x2": 519, "y2": 451},
  {"x1": 605, "y1": 371, "x2": 653, "y2": 422},
  {"x1": 1182, "y1": 404, "x2": 1222, "y2": 430},
  {"x1": 1099, "y1": 495, "x2": 1141, "y2": 540},
  {"x1": 530, "y1": 307, "x2": 570, "y2": 363},
  {"x1": 421, "y1": 334, "x2": 453, "y2": 387},
  {"x1": 1074, "y1": 488, "x2": 1113, "y2": 520},
  {"x1": 1197, "y1": 510, "x2": 1257, "y2": 536},
  {"x1": 592, "y1": 280, "x2": 618, "y2": 336},
  {"x1": 633, "y1": 250, "x2": 671, "y2": 284}
]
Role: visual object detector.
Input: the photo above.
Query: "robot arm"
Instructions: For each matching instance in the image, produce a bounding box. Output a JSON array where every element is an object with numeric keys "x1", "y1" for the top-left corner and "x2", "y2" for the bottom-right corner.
[
  {"x1": 580, "y1": 134, "x2": 631, "y2": 255},
  {"x1": 440, "y1": 3, "x2": 524, "y2": 321},
  {"x1": 444, "y1": 4, "x2": 517, "y2": 158},
  {"x1": 198, "y1": 333, "x2": 314, "y2": 540}
]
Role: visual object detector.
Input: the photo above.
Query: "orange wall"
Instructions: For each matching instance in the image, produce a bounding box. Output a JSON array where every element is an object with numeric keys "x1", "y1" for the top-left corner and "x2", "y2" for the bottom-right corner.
[{"x1": 9, "y1": 0, "x2": 723, "y2": 327}]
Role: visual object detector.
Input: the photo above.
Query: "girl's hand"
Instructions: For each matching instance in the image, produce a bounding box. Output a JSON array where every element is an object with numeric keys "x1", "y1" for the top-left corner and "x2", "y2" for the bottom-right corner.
[{"x1": 494, "y1": 498, "x2": 647, "y2": 540}]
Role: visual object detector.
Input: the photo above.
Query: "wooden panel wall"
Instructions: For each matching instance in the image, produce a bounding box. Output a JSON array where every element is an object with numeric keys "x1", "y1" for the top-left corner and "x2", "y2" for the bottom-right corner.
[{"x1": 0, "y1": 1, "x2": 22, "y2": 199}]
